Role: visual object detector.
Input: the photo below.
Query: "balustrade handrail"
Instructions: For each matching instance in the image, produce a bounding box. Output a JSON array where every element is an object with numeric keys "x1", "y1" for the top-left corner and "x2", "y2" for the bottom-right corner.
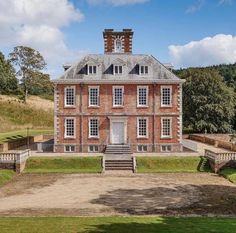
[
  {"x1": 0, "y1": 149, "x2": 30, "y2": 162},
  {"x1": 205, "y1": 149, "x2": 236, "y2": 161}
]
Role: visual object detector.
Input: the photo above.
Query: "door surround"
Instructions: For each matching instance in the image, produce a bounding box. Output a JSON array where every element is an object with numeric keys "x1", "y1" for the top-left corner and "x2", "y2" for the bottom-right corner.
[{"x1": 108, "y1": 116, "x2": 128, "y2": 144}]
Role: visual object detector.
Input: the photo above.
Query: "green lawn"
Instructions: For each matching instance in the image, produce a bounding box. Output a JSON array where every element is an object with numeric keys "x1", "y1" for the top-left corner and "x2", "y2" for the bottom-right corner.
[
  {"x1": 24, "y1": 156, "x2": 102, "y2": 173},
  {"x1": 137, "y1": 156, "x2": 210, "y2": 173},
  {"x1": 0, "y1": 170, "x2": 15, "y2": 187},
  {"x1": 220, "y1": 168, "x2": 236, "y2": 184},
  {"x1": 0, "y1": 217, "x2": 236, "y2": 233},
  {"x1": 0, "y1": 129, "x2": 53, "y2": 143}
]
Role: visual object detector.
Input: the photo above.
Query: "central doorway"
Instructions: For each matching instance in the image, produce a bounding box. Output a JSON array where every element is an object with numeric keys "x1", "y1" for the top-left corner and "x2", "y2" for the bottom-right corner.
[{"x1": 112, "y1": 122, "x2": 124, "y2": 144}]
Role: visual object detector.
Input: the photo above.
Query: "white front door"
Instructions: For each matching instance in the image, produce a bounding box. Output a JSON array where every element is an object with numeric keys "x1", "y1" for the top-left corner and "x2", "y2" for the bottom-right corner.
[{"x1": 112, "y1": 122, "x2": 124, "y2": 144}]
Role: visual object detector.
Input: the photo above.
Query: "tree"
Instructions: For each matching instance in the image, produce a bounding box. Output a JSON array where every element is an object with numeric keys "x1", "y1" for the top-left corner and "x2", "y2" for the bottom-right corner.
[
  {"x1": 179, "y1": 69, "x2": 235, "y2": 133},
  {"x1": 9, "y1": 46, "x2": 46, "y2": 102},
  {"x1": 23, "y1": 70, "x2": 53, "y2": 97},
  {"x1": 0, "y1": 52, "x2": 18, "y2": 94}
]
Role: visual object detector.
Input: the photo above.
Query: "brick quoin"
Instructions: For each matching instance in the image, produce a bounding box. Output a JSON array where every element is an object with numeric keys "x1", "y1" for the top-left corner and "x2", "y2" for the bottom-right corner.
[{"x1": 53, "y1": 29, "x2": 184, "y2": 153}]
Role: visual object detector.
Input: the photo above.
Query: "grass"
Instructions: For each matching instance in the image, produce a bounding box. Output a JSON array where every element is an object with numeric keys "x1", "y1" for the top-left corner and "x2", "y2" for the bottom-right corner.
[
  {"x1": 0, "y1": 170, "x2": 15, "y2": 187},
  {"x1": 137, "y1": 156, "x2": 210, "y2": 173},
  {"x1": 0, "y1": 129, "x2": 53, "y2": 143},
  {"x1": 0, "y1": 94, "x2": 53, "y2": 132},
  {"x1": 220, "y1": 168, "x2": 236, "y2": 184},
  {"x1": 0, "y1": 217, "x2": 236, "y2": 233},
  {"x1": 24, "y1": 156, "x2": 102, "y2": 173}
]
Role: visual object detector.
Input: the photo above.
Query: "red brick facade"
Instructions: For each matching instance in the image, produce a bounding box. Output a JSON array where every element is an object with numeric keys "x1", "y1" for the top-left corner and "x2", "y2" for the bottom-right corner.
[{"x1": 54, "y1": 29, "x2": 184, "y2": 153}]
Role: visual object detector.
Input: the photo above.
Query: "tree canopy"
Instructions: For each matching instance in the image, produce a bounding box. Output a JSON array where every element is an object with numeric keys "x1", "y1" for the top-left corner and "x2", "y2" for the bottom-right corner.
[
  {"x1": 176, "y1": 68, "x2": 236, "y2": 133},
  {"x1": 9, "y1": 46, "x2": 47, "y2": 102},
  {"x1": 0, "y1": 52, "x2": 18, "y2": 94}
]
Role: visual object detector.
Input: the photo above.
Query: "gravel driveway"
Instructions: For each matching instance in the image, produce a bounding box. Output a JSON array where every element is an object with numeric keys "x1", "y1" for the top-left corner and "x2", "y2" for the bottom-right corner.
[{"x1": 0, "y1": 173, "x2": 236, "y2": 216}]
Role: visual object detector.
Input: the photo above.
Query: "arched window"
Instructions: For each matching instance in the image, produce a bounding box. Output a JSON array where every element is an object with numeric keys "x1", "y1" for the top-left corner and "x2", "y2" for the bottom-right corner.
[{"x1": 115, "y1": 39, "x2": 122, "y2": 52}]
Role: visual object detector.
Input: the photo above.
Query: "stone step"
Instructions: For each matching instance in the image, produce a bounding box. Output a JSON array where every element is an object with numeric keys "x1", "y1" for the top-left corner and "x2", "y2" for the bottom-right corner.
[{"x1": 105, "y1": 167, "x2": 134, "y2": 170}]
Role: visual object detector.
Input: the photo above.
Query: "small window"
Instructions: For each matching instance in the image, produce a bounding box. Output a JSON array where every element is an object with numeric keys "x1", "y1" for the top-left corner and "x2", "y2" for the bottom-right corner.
[
  {"x1": 161, "y1": 86, "x2": 172, "y2": 107},
  {"x1": 161, "y1": 118, "x2": 172, "y2": 138},
  {"x1": 64, "y1": 87, "x2": 75, "y2": 107},
  {"x1": 114, "y1": 65, "x2": 122, "y2": 75},
  {"x1": 65, "y1": 118, "x2": 75, "y2": 138},
  {"x1": 88, "y1": 145, "x2": 99, "y2": 152},
  {"x1": 140, "y1": 65, "x2": 148, "y2": 75},
  {"x1": 88, "y1": 65, "x2": 97, "y2": 75},
  {"x1": 161, "y1": 145, "x2": 172, "y2": 152},
  {"x1": 89, "y1": 87, "x2": 99, "y2": 107},
  {"x1": 113, "y1": 86, "x2": 124, "y2": 107},
  {"x1": 89, "y1": 118, "x2": 99, "y2": 138},
  {"x1": 115, "y1": 39, "x2": 123, "y2": 53},
  {"x1": 137, "y1": 145, "x2": 148, "y2": 152},
  {"x1": 137, "y1": 86, "x2": 148, "y2": 107},
  {"x1": 65, "y1": 145, "x2": 75, "y2": 152},
  {"x1": 138, "y1": 118, "x2": 148, "y2": 138}
]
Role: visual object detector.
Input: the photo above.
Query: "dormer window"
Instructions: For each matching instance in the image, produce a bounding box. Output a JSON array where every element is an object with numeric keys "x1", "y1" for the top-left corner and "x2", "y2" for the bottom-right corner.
[
  {"x1": 88, "y1": 65, "x2": 97, "y2": 75},
  {"x1": 140, "y1": 65, "x2": 148, "y2": 75},
  {"x1": 114, "y1": 65, "x2": 122, "y2": 75}
]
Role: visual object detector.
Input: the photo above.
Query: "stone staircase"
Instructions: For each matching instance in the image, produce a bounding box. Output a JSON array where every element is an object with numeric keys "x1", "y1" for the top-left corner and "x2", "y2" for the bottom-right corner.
[
  {"x1": 104, "y1": 144, "x2": 132, "y2": 155},
  {"x1": 105, "y1": 158, "x2": 134, "y2": 171}
]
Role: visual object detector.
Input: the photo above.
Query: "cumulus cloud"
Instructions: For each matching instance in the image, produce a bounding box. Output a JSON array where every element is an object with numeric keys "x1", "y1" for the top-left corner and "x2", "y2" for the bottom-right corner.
[
  {"x1": 87, "y1": 0, "x2": 148, "y2": 6},
  {"x1": 0, "y1": 0, "x2": 85, "y2": 78},
  {"x1": 169, "y1": 34, "x2": 236, "y2": 68}
]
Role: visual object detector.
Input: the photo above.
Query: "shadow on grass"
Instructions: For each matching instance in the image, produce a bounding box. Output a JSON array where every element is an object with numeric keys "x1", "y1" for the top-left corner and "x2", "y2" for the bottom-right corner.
[
  {"x1": 86, "y1": 218, "x2": 236, "y2": 233},
  {"x1": 197, "y1": 156, "x2": 211, "y2": 172},
  {"x1": 91, "y1": 184, "x2": 236, "y2": 216}
]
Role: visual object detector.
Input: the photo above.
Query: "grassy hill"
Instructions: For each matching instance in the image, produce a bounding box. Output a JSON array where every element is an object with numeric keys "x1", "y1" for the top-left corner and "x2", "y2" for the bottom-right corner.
[{"x1": 0, "y1": 95, "x2": 53, "y2": 133}]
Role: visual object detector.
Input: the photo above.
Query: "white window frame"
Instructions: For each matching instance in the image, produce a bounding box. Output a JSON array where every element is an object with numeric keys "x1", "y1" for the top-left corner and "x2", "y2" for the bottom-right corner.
[
  {"x1": 64, "y1": 117, "x2": 76, "y2": 139},
  {"x1": 137, "y1": 145, "x2": 148, "y2": 152},
  {"x1": 88, "y1": 65, "x2": 97, "y2": 75},
  {"x1": 161, "y1": 86, "x2": 172, "y2": 107},
  {"x1": 64, "y1": 145, "x2": 75, "y2": 152},
  {"x1": 113, "y1": 65, "x2": 123, "y2": 75},
  {"x1": 137, "y1": 86, "x2": 148, "y2": 107},
  {"x1": 88, "y1": 145, "x2": 99, "y2": 153},
  {"x1": 139, "y1": 65, "x2": 148, "y2": 75},
  {"x1": 112, "y1": 86, "x2": 124, "y2": 107},
  {"x1": 161, "y1": 117, "x2": 172, "y2": 138},
  {"x1": 88, "y1": 86, "x2": 99, "y2": 107},
  {"x1": 137, "y1": 117, "x2": 148, "y2": 138},
  {"x1": 161, "y1": 145, "x2": 172, "y2": 152},
  {"x1": 89, "y1": 118, "x2": 99, "y2": 138},
  {"x1": 64, "y1": 86, "x2": 75, "y2": 107}
]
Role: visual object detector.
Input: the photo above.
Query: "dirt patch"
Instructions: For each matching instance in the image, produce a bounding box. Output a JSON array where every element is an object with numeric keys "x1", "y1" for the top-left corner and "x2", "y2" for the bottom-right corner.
[{"x1": 0, "y1": 173, "x2": 236, "y2": 216}]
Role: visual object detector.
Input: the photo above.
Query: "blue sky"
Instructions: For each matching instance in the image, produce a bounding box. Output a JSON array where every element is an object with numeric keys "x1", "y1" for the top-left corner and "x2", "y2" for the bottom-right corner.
[{"x1": 0, "y1": 0, "x2": 236, "y2": 78}]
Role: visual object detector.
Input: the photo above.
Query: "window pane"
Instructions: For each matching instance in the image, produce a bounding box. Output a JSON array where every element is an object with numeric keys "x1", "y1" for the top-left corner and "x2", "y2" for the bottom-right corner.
[
  {"x1": 113, "y1": 88, "x2": 123, "y2": 106},
  {"x1": 138, "y1": 119, "x2": 147, "y2": 137},
  {"x1": 162, "y1": 118, "x2": 171, "y2": 137},
  {"x1": 65, "y1": 88, "x2": 75, "y2": 106},
  {"x1": 138, "y1": 87, "x2": 147, "y2": 106},
  {"x1": 89, "y1": 88, "x2": 99, "y2": 106},
  {"x1": 162, "y1": 87, "x2": 171, "y2": 106},
  {"x1": 65, "y1": 119, "x2": 74, "y2": 137},
  {"x1": 90, "y1": 119, "x2": 98, "y2": 137}
]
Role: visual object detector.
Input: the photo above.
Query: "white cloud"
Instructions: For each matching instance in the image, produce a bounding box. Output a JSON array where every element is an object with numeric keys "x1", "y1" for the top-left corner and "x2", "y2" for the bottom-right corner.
[
  {"x1": 0, "y1": 0, "x2": 85, "y2": 78},
  {"x1": 87, "y1": 0, "x2": 148, "y2": 6},
  {"x1": 169, "y1": 34, "x2": 236, "y2": 68},
  {"x1": 185, "y1": 0, "x2": 205, "y2": 14},
  {"x1": 219, "y1": 0, "x2": 232, "y2": 5}
]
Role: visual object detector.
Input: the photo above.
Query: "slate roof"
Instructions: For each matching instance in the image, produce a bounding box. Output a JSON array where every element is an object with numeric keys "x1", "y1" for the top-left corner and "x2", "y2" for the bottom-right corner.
[{"x1": 53, "y1": 54, "x2": 184, "y2": 84}]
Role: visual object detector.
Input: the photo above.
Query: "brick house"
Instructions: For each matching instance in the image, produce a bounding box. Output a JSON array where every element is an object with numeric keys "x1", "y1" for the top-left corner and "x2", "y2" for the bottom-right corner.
[{"x1": 53, "y1": 29, "x2": 185, "y2": 153}]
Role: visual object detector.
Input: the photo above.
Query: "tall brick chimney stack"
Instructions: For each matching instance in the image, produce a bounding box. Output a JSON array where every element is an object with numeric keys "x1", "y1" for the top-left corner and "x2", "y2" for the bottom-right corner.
[{"x1": 103, "y1": 29, "x2": 133, "y2": 54}]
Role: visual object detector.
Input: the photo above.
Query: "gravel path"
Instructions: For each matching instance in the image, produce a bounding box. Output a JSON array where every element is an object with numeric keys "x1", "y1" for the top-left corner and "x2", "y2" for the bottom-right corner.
[{"x1": 0, "y1": 173, "x2": 236, "y2": 216}]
